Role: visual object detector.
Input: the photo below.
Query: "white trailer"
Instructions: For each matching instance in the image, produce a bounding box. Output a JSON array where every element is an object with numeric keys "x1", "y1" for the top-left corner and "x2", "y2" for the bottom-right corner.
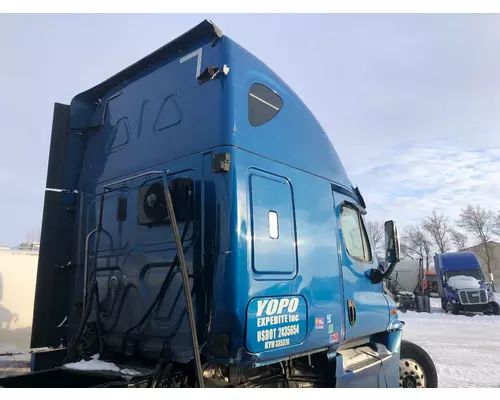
[
  {"x1": 0, "y1": 247, "x2": 39, "y2": 353},
  {"x1": 384, "y1": 258, "x2": 431, "y2": 313}
]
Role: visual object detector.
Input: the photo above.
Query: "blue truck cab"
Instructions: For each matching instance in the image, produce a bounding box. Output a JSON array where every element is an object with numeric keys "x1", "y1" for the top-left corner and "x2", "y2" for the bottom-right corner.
[
  {"x1": 0, "y1": 20, "x2": 437, "y2": 388},
  {"x1": 434, "y1": 252, "x2": 499, "y2": 315}
]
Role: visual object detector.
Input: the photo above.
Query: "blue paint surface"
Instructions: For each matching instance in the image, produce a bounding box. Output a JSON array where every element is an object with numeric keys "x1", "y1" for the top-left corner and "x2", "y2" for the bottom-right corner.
[
  {"x1": 435, "y1": 251, "x2": 483, "y2": 273},
  {"x1": 248, "y1": 169, "x2": 297, "y2": 277}
]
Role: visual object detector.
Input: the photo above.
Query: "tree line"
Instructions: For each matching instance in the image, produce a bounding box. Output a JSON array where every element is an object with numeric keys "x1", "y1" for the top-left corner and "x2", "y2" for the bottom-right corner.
[{"x1": 366, "y1": 204, "x2": 500, "y2": 278}]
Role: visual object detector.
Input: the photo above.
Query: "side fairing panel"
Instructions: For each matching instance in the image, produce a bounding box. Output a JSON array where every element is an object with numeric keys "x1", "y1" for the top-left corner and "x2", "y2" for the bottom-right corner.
[
  {"x1": 223, "y1": 39, "x2": 353, "y2": 190},
  {"x1": 31, "y1": 104, "x2": 79, "y2": 348},
  {"x1": 213, "y1": 148, "x2": 344, "y2": 365}
]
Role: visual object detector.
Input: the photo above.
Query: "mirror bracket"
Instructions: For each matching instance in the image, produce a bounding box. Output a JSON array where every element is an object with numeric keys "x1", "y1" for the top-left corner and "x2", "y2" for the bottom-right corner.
[{"x1": 366, "y1": 268, "x2": 383, "y2": 284}]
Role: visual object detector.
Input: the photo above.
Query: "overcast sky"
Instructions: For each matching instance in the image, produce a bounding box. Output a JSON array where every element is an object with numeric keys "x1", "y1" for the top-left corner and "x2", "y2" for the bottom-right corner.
[{"x1": 1, "y1": 14, "x2": 500, "y2": 245}]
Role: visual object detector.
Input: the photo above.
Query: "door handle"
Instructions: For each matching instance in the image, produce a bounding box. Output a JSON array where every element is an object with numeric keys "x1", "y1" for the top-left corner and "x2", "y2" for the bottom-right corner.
[{"x1": 347, "y1": 299, "x2": 357, "y2": 326}]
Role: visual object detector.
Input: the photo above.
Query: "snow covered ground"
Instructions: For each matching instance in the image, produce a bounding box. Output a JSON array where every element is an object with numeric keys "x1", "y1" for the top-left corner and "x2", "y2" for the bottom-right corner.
[
  {"x1": 0, "y1": 351, "x2": 30, "y2": 378},
  {"x1": 1, "y1": 298, "x2": 499, "y2": 387},
  {"x1": 401, "y1": 298, "x2": 500, "y2": 388}
]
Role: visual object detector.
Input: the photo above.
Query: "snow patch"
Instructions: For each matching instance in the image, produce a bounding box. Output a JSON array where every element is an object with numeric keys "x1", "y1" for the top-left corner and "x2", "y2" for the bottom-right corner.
[
  {"x1": 401, "y1": 307, "x2": 500, "y2": 388},
  {"x1": 448, "y1": 275, "x2": 480, "y2": 290},
  {"x1": 63, "y1": 354, "x2": 140, "y2": 376},
  {"x1": 121, "y1": 368, "x2": 142, "y2": 376},
  {"x1": 64, "y1": 357, "x2": 121, "y2": 373},
  {"x1": 0, "y1": 353, "x2": 31, "y2": 362}
]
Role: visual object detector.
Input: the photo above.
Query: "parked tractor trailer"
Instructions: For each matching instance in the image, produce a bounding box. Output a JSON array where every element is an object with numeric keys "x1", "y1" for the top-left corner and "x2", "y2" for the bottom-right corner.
[
  {"x1": 0, "y1": 20, "x2": 438, "y2": 388},
  {"x1": 384, "y1": 259, "x2": 431, "y2": 314},
  {"x1": 434, "y1": 252, "x2": 499, "y2": 315}
]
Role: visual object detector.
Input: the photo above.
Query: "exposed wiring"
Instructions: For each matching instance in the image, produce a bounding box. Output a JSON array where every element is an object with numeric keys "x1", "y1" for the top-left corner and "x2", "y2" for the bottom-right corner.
[
  {"x1": 63, "y1": 194, "x2": 105, "y2": 364},
  {"x1": 94, "y1": 283, "x2": 104, "y2": 356}
]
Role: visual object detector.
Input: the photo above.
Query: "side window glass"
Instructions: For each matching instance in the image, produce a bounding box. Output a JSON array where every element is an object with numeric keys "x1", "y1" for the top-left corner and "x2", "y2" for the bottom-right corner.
[
  {"x1": 248, "y1": 83, "x2": 283, "y2": 127},
  {"x1": 340, "y1": 206, "x2": 372, "y2": 262},
  {"x1": 359, "y1": 215, "x2": 373, "y2": 262}
]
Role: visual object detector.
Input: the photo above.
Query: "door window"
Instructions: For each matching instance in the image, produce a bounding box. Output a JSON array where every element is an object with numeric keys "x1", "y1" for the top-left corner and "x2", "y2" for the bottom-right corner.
[{"x1": 340, "y1": 206, "x2": 372, "y2": 262}]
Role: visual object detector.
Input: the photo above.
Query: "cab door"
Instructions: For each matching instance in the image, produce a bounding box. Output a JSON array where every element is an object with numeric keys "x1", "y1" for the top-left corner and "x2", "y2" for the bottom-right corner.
[{"x1": 332, "y1": 191, "x2": 390, "y2": 341}]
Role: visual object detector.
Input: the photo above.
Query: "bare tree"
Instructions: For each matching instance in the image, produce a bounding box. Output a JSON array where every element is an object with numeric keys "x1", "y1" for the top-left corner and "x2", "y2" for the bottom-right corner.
[
  {"x1": 456, "y1": 204, "x2": 496, "y2": 290},
  {"x1": 400, "y1": 225, "x2": 432, "y2": 270},
  {"x1": 366, "y1": 220, "x2": 385, "y2": 256},
  {"x1": 422, "y1": 210, "x2": 451, "y2": 253},
  {"x1": 495, "y1": 212, "x2": 500, "y2": 237},
  {"x1": 450, "y1": 228, "x2": 468, "y2": 251}
]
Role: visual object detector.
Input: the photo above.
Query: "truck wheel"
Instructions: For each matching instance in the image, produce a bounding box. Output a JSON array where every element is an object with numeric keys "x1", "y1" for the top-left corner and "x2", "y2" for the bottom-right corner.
[
  {"x1": 415, "y1": 295, "x2": 425, "y2": 313},
  {"x1": 484, "y1": 301, "x2": 500, "y2": 316},
  {"x1": 399, "y1": 340, "x2": 438, "y2": 388},
  {"x1": 423, "y1": 296, "x2": 431, "y2": 313},
  {"x1": 444, "y1": 301, "x2": 458, "y2": 315}
]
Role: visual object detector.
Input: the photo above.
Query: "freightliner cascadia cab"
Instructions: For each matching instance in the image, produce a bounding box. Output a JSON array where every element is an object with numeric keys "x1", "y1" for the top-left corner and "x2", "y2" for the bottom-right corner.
[
  {"x1": 434, "y1": 251, "x2": 499, "y2": 315},
  {"x1": 0, "y1": 20, "x2": 437, "y2": 388}
]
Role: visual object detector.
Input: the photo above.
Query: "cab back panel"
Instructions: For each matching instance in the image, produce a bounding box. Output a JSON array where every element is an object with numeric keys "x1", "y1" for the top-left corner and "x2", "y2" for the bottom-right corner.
[
  {"x1": 83, "y1": 160, "x2": 204, "y2": 362},
  {"x1": 66, "y1": 34, "x2": 225, "y2": 361},
  {"x1": 73, "y1": 40, "x2": 225, "y2": 189}
]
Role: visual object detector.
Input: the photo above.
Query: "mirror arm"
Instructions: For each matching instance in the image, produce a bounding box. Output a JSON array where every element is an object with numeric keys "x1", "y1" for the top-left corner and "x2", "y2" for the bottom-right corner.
[
  {"x1": 366, "y1": 261, "x2": 398, "y2": 285},
  {"x1": 381, "y1": 261, "x2": 398, "y2": 279}
]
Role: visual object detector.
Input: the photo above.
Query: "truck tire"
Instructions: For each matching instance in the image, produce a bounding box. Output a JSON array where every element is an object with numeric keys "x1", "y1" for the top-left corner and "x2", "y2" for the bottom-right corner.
[
  {"x1": 415, "y1": 295, "x2": 425, "y2": 313},
  {"x1": 484, "y1": 301, "x2": 500, "y2": 316},
  {"x1": 444, "y1": 301, "x2": 459, "y2": 315},
  {"x1": 399, "y1": 340, "x2": 438, "y2": 388},
  {"x1": 423, "y1": 296, "x2": 431, "y2": 313}
]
